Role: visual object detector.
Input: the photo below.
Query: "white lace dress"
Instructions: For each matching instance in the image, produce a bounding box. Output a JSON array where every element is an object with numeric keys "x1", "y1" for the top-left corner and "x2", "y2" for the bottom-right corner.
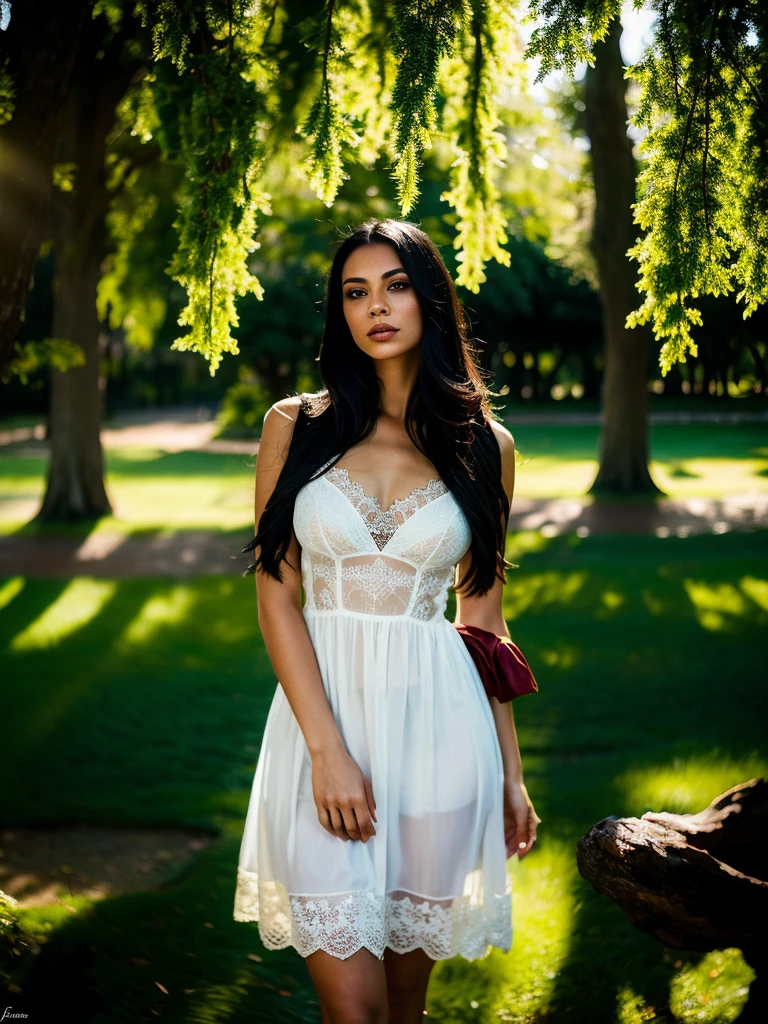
[{"x1": 233, "y1": 457, "x2": 513, "y2": 961}]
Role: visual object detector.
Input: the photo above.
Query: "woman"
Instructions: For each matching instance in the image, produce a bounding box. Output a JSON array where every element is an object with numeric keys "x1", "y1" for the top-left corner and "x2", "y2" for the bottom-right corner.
[{"x1": 234, "y1": 218, "x2": 541, "y2": 1024}]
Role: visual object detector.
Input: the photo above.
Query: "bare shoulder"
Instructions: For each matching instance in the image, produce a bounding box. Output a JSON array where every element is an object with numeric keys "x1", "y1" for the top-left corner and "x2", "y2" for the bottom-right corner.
[
  {"x1": 258, "y1": 395, "x2": 303, "y2": 473},
  {"x1": 264, "y1": 395, "x2": 303, "y2": 426},
  {"x1": 488, "y1": 416, "x2": 516, "y2": 499},
  {"x1": 489, "y1": 417, "x2": 515, "y2": 458}
]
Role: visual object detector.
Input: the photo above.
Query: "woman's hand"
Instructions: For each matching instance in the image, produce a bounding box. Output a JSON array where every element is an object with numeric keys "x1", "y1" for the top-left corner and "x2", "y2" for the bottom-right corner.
[
  {"x1": 311, "y1": 747, "x2": 378, "y2": 843},
  {"x1": 503, "y1": 777, "x2": 540, "y2": 859}
]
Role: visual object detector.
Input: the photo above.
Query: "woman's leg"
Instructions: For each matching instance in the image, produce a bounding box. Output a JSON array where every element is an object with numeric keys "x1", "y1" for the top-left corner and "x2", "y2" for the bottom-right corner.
[
  {"x1": 305, "y1": 946, "x2": 389, "y2": 1024},
  {"x1": 383, "y1": 947, "x2": 437, "y2": 1024}
]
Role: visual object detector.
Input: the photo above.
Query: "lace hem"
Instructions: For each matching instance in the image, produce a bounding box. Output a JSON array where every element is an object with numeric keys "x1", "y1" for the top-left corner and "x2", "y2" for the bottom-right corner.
[{"x1": 233, "y1": 867, "x2": 512, "y2": 962}]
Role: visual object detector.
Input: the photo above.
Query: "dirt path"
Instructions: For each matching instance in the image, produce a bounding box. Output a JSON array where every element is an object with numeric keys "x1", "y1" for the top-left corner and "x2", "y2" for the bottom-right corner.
[
  {"x1": 0, "y1": 824, "x2": 217, "y2": 908},
  {"x1": 2, "y1": 408, "x2": 766, "y2": 577},
  {"x1": 1, "y1": 494, "x2": 766, "y2": 578},
  {"x1": 2, "y1": 403, "x2": 768, "y2": 454}
]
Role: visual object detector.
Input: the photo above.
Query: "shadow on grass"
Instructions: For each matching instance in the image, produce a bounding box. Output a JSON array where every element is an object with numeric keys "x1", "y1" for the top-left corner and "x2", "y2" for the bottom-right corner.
[
  {"x1": 15, "y1": 840, "x2": 320, "y2": 1023},
  {"x1": 0, "y1": 576, "x2": 73, "y2": 655},
  {"x1": 0, "y1": 448, "x2": 257, "y2": 481},
  {"x1": 426, "y1": 531, "x2": 766, "y2": 1022},
  {"x1": 2, "y1": 531, "x2": 766, "y2": 1022}
]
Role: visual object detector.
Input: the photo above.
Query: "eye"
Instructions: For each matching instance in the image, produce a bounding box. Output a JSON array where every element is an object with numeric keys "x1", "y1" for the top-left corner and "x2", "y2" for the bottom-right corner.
[{"x1": 389, "y1": 280, "x2": 409, "y2": 290}]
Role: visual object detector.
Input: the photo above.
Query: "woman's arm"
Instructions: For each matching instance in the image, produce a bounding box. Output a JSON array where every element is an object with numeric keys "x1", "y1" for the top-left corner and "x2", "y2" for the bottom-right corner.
[
  {"x1": 453, "y1": 420, "x2": 522, "y2": 780},
  {"x1": 253, "y1": 397, "x2": 377, "y2": 844},
  {"x1": 453, "y1": 421, "x2": 540, "y2": 858},
  {"x1": 254, "y1": 398, "x2": 346, "y2": 758}
]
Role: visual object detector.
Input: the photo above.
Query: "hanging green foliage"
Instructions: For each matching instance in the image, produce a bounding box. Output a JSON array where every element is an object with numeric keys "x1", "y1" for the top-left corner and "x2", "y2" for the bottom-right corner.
[
  {"x1": 134, "y1": 0, "x2": 280, "y2": 374},
  {"x1": 101, "y1": 0, "x2": 765, "y2": 374},
  {"x1": 440, "y1": 0, "x2": 520, "y2": 291},
  {"x1": 389, "y1": 0, "x2": 463, "y2": 214},
  {"x1": 296, "y1": 0, "x2": 361, "y2": 206},
  {"x1": 525, "y1": 0, "x2": 767, "y2": 372},
  {"x1": 626, "y1": 1, "x2": 768, "y2": 372},
  {"x1": 123, "y1": 0, "x2": 521, "y2": 371}
]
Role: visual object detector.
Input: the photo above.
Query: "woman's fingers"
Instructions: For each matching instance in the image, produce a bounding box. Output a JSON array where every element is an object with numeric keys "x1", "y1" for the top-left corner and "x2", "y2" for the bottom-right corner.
[
  {"x1": 362, "y1": 774, "x2": 377, "y2": 824},
  {"x1": 340, "y1": 804, "x2": 361, "y2": 841},
  {"x1": 503, "y1": 782, "x2": 541, "y2": 859},
  {"x1": 353, "y1": 803, "x2": 376, "y2": 843},
  {"x1": 312, "y1": 755, "x2": 377, "y2": 843},
  {"x1": 323, "y1": 792, "x2": 377, "y2": 843},
  {"x1": 343, "y1": 782, "x2": 377, "y2": 842},
  {"x1": 517, "y1": 807, "x2": 540, "y2": 859},
  {"x1": 327, "y1": 805, "x2": 350, "y2": 841}
]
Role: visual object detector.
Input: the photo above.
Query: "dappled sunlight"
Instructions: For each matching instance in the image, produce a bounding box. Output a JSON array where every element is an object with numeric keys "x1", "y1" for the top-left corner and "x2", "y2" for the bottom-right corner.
[
  {"x1": 0, "y1": 450, "x2": 255, "y2": 533},
  {"x1": 506, "y1": 529, "x2": 555, "y2": 558},
  {"x1": 491, "y1": 842, "x2": 577, "y2": 1022},
  {"x1": 651, "y1": 457, "x2": 768, "y2": 498},
  {"x1": 108, "y1": 475, "x2": 253, "y2": 530},
  {"x1": 662, "y1": 460, "x2": 702, "y2": 480},
  {"x1": 616, "y1": 985, "x2": 662, "y2": 1024},
  {"x1": 513, "y1": 457, "x2": 598, "y2": 499},
  {"x1": 513, "y1": 453, "x2": 767, "y2": 502},
  {"x1": 0, "y1": 456, "x2": 46, "y2": 528},
  {"x1": 539, "y1": 644, "x2": 580, "y2": 671},
  {"x1": 668, "y1": 948, "x2": 752, "y2": 1023},
  {"x1": 595, "y1": 588, "x2": 626, "y2": 620},
  {"x1": 614, "y1": 975, "x2": 748, "y2": 1024},
  {"x1": 0, "y1": 530, "x2": 762, "y2": 1018},
  {"x1": 503, "y1": 570, "x2": 588, "y2": 618},
  {"x1": 108, "y1": 446, "x2": 165, "y2": 463},
  {"x1": 426, "y1": 841, "x2": 577, "y2": 1022},
  {"x1": 10, "y1": 578, "x2": 117, "y2": 651},
  {"x1": 0, "y1": 575, "x2": 24, "y2": 610},
  {"x1": 740, "y1": 575, "x2": 768, "y2": 611},
  {"x1": 117, "y1": 586, "x2": 195, "y2": 649},
  {"x1": 683, "y1": 579, "x2": 751, "y2": 631},
  {"x1": 182, "y1": 969, "x2": 258, "y2": 1021},
  {"x1": 615, "y1": 754, "x2": 768, "y2": 817}
]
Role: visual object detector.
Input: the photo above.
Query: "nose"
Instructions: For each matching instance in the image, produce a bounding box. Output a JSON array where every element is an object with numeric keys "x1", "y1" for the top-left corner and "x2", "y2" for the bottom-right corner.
[{"x1": 369, "y1": 298, "x2": 389, "y2": 316}]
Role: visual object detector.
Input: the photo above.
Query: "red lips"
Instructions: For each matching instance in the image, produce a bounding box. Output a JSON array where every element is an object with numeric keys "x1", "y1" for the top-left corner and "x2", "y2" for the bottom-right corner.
[{"x1": 367, "y1": 322, "x2": 399, "y2": 337}]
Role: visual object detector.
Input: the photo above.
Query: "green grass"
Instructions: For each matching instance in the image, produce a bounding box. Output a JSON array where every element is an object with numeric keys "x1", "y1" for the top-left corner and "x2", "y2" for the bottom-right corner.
[
  {"x1": 0, "y1": 449, "x2": 260, "y2": 535},
  {"x1": 1, "y1": 529, "x2": 766, "y2": 1022},
  {"x1": 0, "y1": 423, "x2": 766, "y2": 535},
  {"x1": 512, "y1": 422, "x2": 768, "y2": 499}
]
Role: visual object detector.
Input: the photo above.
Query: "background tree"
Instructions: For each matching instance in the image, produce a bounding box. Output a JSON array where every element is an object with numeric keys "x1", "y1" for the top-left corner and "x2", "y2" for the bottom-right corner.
[
  {"x1": 526, "y1": 0, "x2": 767, "y2": 372},
  {"x1": 584, "y1": 18, "x2": 658, "y2": 493},
  {"x1": 0, "y1": 0, "x2": 91, "y2": 371},
  {"x1": 37, "y1": 7, "x2": 141, "y2": 518},
  {"x1": 2, "y1": 0, "x2": 765, "y2": 380},
  {"x1": 1, "y1": 0, "x2": 765, "y2": 517}
]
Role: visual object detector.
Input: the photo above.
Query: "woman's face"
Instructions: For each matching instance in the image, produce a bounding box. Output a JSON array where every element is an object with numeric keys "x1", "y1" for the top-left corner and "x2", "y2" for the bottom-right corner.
[{"x1": 341, "y1": 242, "x2": 423, "y2": 361}]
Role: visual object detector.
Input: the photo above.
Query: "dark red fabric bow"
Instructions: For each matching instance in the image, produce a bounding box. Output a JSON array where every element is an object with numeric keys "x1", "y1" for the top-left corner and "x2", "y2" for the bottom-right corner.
[{"x1": 453, "y1": 622, "x2": 538, "y2": 703}]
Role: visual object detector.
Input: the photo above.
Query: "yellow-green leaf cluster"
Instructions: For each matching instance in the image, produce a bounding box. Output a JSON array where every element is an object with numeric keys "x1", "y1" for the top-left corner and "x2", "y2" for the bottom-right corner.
[{"x1": 526, "y1": 0, "x2": 768, "y2": 369}]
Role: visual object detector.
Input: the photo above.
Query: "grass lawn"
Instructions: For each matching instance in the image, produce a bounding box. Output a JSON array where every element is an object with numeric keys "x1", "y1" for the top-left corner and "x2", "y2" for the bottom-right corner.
[
  {"x1": 0, "y1": 422, "x2": 766, "y2": 535},
  {"x1": 1, "y1": 529, "x2": 766, "y2": 1022}
]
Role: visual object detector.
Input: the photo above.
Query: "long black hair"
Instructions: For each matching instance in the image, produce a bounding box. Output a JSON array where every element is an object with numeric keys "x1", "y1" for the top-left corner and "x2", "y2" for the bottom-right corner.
[{"x1": 242, "y1": 217, "x2": 513, "y2": 598}]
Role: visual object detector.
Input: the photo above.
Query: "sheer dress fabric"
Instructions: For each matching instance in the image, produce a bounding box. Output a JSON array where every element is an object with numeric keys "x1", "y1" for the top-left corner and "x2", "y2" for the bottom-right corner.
[{"x1": 233, "y1": 453, "x2": 513, "y2": 962}]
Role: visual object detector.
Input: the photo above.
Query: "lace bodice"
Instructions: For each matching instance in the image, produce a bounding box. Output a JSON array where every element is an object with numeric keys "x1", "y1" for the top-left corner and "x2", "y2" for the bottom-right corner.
[
  {"x1": 323, "y1": 466, "x2": 449, "y2": 551},
  {"x1": 293, "y1": 458, "x2": 471, "y2": 621}
]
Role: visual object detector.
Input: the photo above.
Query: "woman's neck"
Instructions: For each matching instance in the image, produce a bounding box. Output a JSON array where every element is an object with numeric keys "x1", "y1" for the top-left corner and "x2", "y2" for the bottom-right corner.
[{"x1": 374, "y1": 347, "x2": 421, "y2": 423}]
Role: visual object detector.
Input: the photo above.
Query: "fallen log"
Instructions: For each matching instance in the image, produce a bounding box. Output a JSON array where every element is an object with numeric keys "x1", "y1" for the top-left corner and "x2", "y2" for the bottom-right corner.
[{"x1": 576, "y1": 777, "x2": 768, "y2": 1021}]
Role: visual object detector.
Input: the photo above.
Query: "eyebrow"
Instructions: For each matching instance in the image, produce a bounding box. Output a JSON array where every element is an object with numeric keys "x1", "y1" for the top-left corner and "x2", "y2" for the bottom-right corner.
[{"x1": 341, "y1": 268, "x2": 408, "y2": 286}]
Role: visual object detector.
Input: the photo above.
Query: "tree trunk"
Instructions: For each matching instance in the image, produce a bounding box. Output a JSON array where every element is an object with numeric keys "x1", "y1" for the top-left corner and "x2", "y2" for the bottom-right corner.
[
  {"x1": 0, "y1": 0, "x2": 90, "y2": 374},
  {"x1": 38, "y1": 240, "x2": 112, "y2": 519},
  {"x1": 36, "y1": 26, "x2": 139, "y2": 520},
  {"x1": 577, "y1": 778, "x2": 768, "y2": 1021},
  {"x1": 585, "y1": 20, "x2": 660, "y2": 495}
]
